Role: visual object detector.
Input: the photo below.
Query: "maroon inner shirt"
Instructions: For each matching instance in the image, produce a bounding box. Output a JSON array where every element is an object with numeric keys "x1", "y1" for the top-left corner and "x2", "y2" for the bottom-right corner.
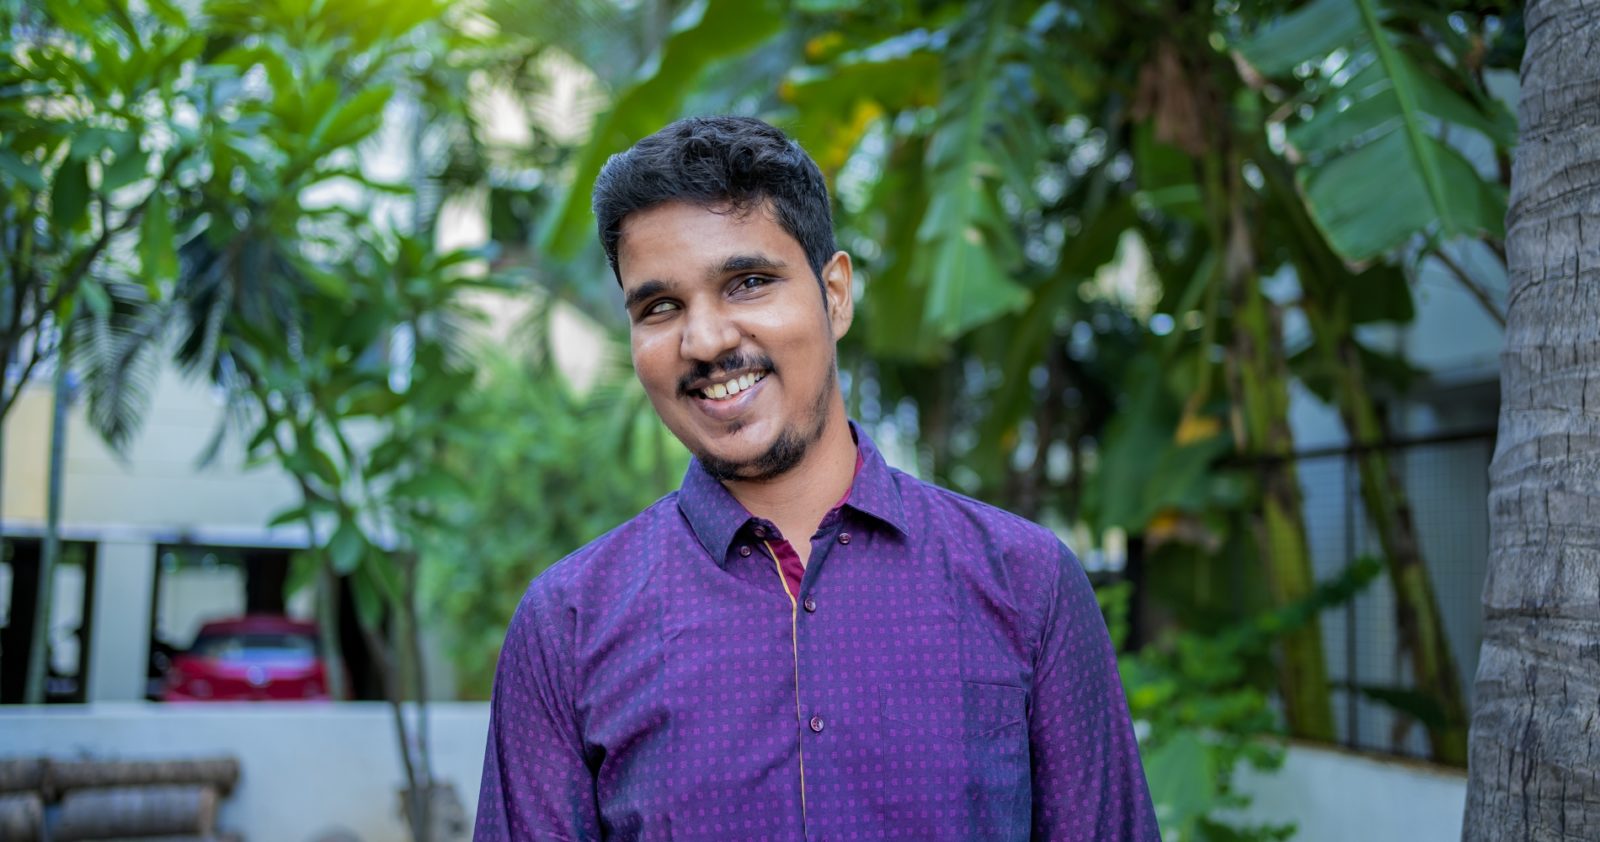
[{"x1": 763, "y1": 448, "x2": 864, "y2": 600}]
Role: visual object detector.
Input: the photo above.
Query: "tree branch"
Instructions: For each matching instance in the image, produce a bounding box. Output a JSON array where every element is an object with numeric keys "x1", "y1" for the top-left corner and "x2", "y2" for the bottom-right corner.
[
  {"x1": 1431, "y1": 247, "x2": 1507, "y2": 328},
  {"x1": 43, "y1": 148, "x2": 191, "y2": 318},
  {"x1": 0, "y1": 289, "x2": 56, "y2": 420}
]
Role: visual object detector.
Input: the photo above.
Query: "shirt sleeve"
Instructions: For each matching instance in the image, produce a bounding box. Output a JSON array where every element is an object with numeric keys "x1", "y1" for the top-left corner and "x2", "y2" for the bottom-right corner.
[
  {"x1": 474, "y1": 583, "x2": 602, "y2": 841},
  {"x1": 1030, "y1": 543, "x2": 1162, "y2": 841}
]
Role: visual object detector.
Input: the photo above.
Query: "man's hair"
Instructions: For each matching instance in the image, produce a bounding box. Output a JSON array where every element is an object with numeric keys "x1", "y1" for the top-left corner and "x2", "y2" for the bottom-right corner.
[{"x1": 593, "y1": 116, "x2": 837, "y2": 284}]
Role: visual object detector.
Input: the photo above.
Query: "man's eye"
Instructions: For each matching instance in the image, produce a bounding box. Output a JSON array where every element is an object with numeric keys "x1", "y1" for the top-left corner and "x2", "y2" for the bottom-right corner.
[
  {"x1": 644, "y1": 300, "x2": 679, "y2": 316},
  {"x1": 737, "y1": 275, "x2": 771, "y2": 291}
]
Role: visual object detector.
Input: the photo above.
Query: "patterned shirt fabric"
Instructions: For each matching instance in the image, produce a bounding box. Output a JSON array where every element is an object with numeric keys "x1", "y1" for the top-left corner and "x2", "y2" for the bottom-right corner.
[{"x1": 474, "y1": 423, "x2": 1161, "y2": 842}]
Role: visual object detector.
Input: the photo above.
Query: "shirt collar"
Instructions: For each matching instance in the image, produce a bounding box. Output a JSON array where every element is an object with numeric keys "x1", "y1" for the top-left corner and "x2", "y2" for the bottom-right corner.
[{"x1": 677, "y1": 420, "x2": 909, "y2": 561}]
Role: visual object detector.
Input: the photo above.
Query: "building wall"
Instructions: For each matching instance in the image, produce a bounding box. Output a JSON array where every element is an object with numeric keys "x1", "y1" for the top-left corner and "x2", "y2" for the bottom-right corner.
[
  {"x1": 1, "y1": 297, "x2": 614, "y2": 703},
  {"x1": 2, "y1": 366, "x2": 304, "y2": 545},
  {"x1": 2, "y1": 367, "x2": 306, "y2": 703}
]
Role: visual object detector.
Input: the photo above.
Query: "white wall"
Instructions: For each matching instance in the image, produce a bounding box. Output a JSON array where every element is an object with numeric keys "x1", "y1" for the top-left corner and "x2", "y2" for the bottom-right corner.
[
  {"x1": 0, "y1": 702, "x2": 491, "y2": 842},
  {"x1": 0, "y1": 705, "x2": 1465, "y2": 842}
]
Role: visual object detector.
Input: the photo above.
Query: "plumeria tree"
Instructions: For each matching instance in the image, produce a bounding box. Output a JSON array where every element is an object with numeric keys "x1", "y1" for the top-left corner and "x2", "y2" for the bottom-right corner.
[{"x1": 4, "y1": 0, "x2": 501, "y2": 837}]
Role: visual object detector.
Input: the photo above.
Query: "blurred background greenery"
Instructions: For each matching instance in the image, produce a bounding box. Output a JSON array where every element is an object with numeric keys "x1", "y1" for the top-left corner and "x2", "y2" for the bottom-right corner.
[{"x1": 0, "y1": 0, "x2": 1522, "y2": 839}]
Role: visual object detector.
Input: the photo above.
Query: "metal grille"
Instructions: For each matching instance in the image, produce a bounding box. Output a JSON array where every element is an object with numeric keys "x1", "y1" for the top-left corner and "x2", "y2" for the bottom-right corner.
[{"x1": 1293, "y1": 431, "x2": 1494, "y2": 759}]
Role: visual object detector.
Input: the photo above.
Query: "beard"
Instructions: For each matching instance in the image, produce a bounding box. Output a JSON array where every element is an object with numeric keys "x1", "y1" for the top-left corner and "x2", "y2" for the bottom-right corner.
[{"x1": 695, "y1": 359, "x2": 837, "y2": 483}]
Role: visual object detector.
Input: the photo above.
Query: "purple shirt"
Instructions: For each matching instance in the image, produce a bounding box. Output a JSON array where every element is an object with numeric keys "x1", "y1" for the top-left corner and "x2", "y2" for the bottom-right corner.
[{"x1": 475, "y1": 424, "x2": 1160, "y2": 841}]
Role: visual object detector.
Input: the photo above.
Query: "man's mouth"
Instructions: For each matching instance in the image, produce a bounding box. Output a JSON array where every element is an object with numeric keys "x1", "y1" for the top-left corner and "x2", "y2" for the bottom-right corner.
[{"x1": 694, "y1": 370, "x2": 768, "y2": 401}]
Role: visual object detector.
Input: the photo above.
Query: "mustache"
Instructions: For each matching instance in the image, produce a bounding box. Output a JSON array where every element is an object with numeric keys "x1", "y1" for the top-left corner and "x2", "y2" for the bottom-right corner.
[{"x1": 678, "y1": 352, "x2": 775, "y2": 395}]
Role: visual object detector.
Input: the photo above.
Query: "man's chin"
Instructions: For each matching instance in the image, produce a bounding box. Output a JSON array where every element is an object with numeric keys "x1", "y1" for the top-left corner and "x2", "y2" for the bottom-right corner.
[{"x1": 695, "y1": 433, "x2": 809, "y2": 483}]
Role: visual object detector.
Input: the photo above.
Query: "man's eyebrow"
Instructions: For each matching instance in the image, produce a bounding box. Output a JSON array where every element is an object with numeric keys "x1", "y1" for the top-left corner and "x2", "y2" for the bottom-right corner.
[
  {"x1": 623, "y1": 279, "x2": 671, "y2": 311},
  {"x1": 716, "y1": 254, "x2": 789, "y2": 277}
]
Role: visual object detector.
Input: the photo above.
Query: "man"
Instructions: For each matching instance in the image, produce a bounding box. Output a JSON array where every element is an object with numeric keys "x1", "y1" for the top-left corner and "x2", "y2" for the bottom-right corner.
[{"x1": 475, "y1": 116, "x2": 1160, "y2": 841}]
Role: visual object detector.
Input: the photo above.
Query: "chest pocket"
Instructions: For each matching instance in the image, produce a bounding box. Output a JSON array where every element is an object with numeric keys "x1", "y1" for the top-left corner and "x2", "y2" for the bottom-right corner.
[
  {"x1": 880, "y1": 680, "x2": 1026, "y2": 742},
  {"x1": 876, "y1": 680, "x2": 1030, "y2": 838}
]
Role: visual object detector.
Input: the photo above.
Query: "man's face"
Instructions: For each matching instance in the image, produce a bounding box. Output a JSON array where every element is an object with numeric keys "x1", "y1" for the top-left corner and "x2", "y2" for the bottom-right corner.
[{"x1": 617, "y1": 200, "x2": 853, "y2": 481}]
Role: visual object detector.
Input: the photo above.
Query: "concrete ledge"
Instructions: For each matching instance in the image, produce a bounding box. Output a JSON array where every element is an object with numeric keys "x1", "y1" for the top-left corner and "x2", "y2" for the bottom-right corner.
[
  {"x1": 0, "y1": 702, "x2": 490, "y2": 842},
  {"x1": 0, "y1": 705, "x2": 1469, "y2": 841},
  {"x1": 1233, "y1": 739, "x2": 1467, "y2": 841}
]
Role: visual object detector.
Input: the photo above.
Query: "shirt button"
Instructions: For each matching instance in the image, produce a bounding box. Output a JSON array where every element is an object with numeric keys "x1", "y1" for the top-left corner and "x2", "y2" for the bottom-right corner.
[
  {"x1": 838, "y1": 532, "x2": 851, "y2": 545},
  {"x1": 809, "y1": 715, "x2": 825, "y2": 733},
  {"x1": 738, "y1": 545, "x2": 752, "y2": 557},
  {"x1": 803, "y1": 596, "x2": 817, "y2": 613}
]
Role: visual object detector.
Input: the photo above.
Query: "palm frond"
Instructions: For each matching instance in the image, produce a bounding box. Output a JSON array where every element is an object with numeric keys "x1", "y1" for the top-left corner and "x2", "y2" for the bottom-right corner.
[{"x1": 69, "y1": 283, "x2": 170, "y2": 454}]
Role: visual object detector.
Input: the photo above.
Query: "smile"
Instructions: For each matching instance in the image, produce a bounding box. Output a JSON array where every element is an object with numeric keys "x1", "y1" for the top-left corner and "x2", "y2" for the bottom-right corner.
[{"x1": 696, "y1": 370, "x2": 768, "y2": 401}]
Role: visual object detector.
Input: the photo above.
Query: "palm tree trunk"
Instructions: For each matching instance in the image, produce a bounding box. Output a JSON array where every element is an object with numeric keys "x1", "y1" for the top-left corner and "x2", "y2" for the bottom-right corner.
[{"x1": 1463, "y1": 0, "x2": 1600, "y2": 834}]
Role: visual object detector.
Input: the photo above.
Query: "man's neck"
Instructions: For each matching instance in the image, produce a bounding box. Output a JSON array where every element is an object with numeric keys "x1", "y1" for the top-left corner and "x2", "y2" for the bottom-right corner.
[{"x1": 723, "y1": 403, "x2": 856, "y2": 566}]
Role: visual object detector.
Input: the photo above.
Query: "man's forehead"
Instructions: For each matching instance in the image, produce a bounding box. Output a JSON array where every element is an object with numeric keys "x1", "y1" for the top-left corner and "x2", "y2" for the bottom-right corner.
[
  {"x1": 616, "y1": 201, "x2": 792, "y2": 274},
  {"x1": 619, "y1": 198, "x2": 772, "y2": 235}
]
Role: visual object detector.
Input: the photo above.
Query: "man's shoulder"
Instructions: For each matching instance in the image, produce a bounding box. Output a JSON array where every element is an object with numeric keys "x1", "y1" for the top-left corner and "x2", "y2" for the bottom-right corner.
[
  {"x1": 893, "y1": 468, "x2": 1068, "y2": 562},
  {"x1": 889, "y1": 470, "x2": 1083, "y2": 640},
  {"x1": 521, "y1": 491, "x2": 685, "y2": 606}
]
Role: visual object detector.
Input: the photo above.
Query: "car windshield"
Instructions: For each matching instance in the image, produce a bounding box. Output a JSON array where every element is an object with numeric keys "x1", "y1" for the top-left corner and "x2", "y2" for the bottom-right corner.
[{"x1": 190, "y1": 631, "x2": 317, "y2": 661}]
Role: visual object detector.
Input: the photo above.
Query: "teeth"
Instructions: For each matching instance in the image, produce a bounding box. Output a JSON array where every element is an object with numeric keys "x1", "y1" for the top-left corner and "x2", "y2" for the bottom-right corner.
[{"x1": 700, "y1": 371, "x2": 767, "y2": 400}]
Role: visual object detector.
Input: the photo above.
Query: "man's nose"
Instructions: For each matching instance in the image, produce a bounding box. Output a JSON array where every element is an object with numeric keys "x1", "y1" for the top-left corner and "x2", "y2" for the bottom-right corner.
[{"x1": 679, "y1": 302, "x2": 741, "y2": 362}]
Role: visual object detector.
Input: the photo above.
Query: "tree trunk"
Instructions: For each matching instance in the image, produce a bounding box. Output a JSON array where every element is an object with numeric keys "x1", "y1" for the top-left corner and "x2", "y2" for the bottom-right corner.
[
  {"x1": 1463, "y1": 0, "x2": 1600, "y2": 836},
  {"x1": 1334, "y1": 340, "x2": 1468, "y2": 763},
  {"x1": 55, "y1": 786, "x2": 217, "y2": 841},
  {"x1": 44, "y1": 758, "x2": 240, "y2": 799},
  {"x1": 0, "y1": 792, "x2": 42, "y2": 840},
  {"x1": 0, "y1": 759, "x2": 45, "y2": 794},
  {"x1": 399, "y1": 547, "x2": 435, "y2": 842}
]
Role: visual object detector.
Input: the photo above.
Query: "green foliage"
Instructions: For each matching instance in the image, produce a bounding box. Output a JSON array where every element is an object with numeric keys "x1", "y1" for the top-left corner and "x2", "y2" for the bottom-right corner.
[
  {"x1": 1103, "y1": 557, "x2": 1382, "y2": 841},
  {"x1": 3, "y1": 0, "x2": 1521, "y2": 813},
  {"x1": 0, "y1": 0, "x2": 461, "y2": 443},
  {"x1": 538, "y1": 0, "x2": 786, "y2": 260},
  {"x1": 417, "y1": 345, "x2": 687, "y2": 698},
  {"x1": 1238, "y1": 0, "x2": 1513, "y2": 261},
  {"x1": 5, "y1": 3, "x2": 501, "y2": 832},
  {"x1": 1082, "y1": 356, "x2": 1235, "y2": 534},
  {"x1": 0, "y1": 0, "x2": 211, "y2": 428},
  {"x1": 901, "y1": 2, "x2": 1034, "y2": 340}
]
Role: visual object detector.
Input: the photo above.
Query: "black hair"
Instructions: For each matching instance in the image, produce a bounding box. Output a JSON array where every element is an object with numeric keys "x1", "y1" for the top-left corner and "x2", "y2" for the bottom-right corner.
[{"x1": 593, "y1": 115, "x2": 837, "y2": 285}]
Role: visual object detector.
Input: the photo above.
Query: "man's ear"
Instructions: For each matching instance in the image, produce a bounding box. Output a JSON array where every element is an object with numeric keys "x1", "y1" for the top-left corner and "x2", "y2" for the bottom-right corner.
[{"x1": 821, "y1": 250, "x2": 854, "y2": 339}]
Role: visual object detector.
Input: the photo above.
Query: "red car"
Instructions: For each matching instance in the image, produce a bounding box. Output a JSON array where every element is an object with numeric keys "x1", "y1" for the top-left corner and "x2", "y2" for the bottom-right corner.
[{"x1": 162, "y1": 616, "x2": 334, "y2": 702}]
